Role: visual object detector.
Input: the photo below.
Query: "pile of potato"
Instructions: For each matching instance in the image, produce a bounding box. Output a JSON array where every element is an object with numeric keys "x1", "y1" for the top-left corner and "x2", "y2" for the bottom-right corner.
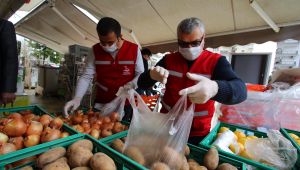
[
  {"x1": 60, "y1": 109, "x2": 128, "y2": 139},
  {"x1": 111, "y1": 138, "x2": 238, "y2": 170},
  {"x1": 20, "y1": 139, "x2": 116, "y2": 170}
]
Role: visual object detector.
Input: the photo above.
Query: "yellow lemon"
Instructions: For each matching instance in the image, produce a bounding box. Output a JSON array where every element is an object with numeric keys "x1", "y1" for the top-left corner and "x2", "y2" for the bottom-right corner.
[
  {"x1": 247, "y1": 135, "x2": 258, "y2": 140},
  {"x1": 238, "y1": 142, "x2": 245, "y2": 152},
  {"x1": 238, "y1": 137, "x2": 247, "y2": 145},
  {"x1": 234, "y1": 130, "x2": 246, "y2": 139},
  {"x1": 229, "y1": 143, "x2": 244, "y2": 154},
  {"x1": 289, "y1": 133, "x2": 299, "y2": 140},
  {"x1": 239, "y1": 150, "x2": 253, "y2": 160},
  {"x1": 229, "y1": 144, "x2": 237, "y2": 153},
  {"x1": 296, "y1": 139, "x2": 300, "y2": 145},
  {"x1": 219, "y1": 127, "x2": 230, "y2": 133}
]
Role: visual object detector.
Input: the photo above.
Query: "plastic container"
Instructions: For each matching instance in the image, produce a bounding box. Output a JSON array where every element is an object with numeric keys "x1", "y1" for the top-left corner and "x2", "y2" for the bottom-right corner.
[
  {"x1": 200, "y1": 122, "x2": 283, "y2": 170},
  {"x1": 0, "y1": 105, "x2": 78, "y2": 167},
  {"x1": 101, "y1": 131, "x2": 246, "y2": 170},
  {"x1": 2, "y1": 134, "x2": 147, "y2": 170}
]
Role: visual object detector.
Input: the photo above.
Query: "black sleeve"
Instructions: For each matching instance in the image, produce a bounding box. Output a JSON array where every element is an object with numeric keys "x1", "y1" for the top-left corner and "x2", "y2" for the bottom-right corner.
[
  {"x1": 0, "y1": 20, "x2": 18, "y2": 93},
  {"x1": 211, "y1": 56, "x2": 247, "y2": 105},
  {"x1": 142, "y1": 58, "x2": 148, "y2": 72},
  {"x1": 137, "y1": 57, "x2": 166, "y2": 88}
]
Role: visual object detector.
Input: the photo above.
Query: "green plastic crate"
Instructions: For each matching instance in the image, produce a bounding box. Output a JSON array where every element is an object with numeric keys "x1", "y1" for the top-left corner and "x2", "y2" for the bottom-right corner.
[
  {"x1": 101, "y1": 131, "x2": 246, "y2": 170},
  {"x1": 200, "y1": 122, "x2": 285, "y2": 170},
  {"x1": 2, "y1": 134, "x2": 147, "y2": 170},
  {"x1": 0, "y1": 105, "x2": 79, "y2": 167},
  {"x1": 280, "y1": 128, "x2": 300, "y2": 169}
]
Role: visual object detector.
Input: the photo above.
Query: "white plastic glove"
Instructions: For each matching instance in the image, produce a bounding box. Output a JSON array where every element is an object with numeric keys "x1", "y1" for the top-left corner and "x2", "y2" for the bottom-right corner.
[
  {"x1": 150, "y1": 66, "x2": 169, "y2": 84},
  {"x1": 179, "y1": 72, "x2": 218, "y2": 104},
  {"x1": 63, "y1": 97, "x2": 81, "y2": 117}
]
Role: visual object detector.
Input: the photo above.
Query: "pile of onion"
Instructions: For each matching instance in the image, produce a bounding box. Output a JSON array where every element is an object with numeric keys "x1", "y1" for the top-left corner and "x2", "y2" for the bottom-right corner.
[
  {"x1": 0, "y1": 111, "x2": 69, "y2": 156},
  {"x1": 63, "y1": 110, "x2": 126, "y2": 139}
]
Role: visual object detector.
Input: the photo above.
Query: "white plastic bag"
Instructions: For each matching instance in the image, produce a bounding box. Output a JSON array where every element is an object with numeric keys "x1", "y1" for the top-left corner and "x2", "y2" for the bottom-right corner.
[
  {"x1": 245, "y1": 130, "x2": 297, "y2": 170},
  {"x1": 124, "y1": 89, "x2": 194, "y2": 169},
  {"x1": 98, "y1": 87, "x2": 128, "y2": 121}
]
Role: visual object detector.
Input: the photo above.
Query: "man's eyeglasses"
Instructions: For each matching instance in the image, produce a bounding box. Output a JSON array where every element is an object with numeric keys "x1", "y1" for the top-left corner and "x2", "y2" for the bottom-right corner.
[{"x1": 178, "y1": 37, "x2": 203, "y2": 48}]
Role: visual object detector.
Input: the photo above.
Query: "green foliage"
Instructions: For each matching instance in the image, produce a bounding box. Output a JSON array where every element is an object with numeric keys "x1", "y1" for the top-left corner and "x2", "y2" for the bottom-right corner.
[{"x1": 28, "y1": 40, "x2": 62, "y2": 64}]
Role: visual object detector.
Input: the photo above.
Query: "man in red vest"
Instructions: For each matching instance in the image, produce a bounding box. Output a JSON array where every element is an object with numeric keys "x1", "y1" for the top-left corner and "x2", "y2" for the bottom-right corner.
[
  {"x1": 64, "y1": 17, "x2": 144, "y2": 118},
  {"x1": 138, "y1": 17, "x2": 247, "y2": 145}
]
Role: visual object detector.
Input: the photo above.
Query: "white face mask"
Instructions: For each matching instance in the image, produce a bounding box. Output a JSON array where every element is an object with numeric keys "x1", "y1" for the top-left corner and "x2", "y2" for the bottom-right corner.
[
  {"x1": 101, "y1": 42, "x2": 118, "y2": 53},
  {"x1": 179, "y1": 46, "x2": 203, "y2": 61}
]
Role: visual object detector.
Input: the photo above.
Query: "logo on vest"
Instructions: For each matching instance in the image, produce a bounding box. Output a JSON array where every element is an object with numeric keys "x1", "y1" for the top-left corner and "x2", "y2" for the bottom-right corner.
[{"x1": 122, "y1": 66, "x2": 131, "y2": 76}]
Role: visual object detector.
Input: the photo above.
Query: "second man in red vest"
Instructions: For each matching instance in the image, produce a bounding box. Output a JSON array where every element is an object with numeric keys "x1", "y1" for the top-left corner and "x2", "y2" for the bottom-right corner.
[{"x1": 138, "y1": 17, "x2": 247, "y2": 145}]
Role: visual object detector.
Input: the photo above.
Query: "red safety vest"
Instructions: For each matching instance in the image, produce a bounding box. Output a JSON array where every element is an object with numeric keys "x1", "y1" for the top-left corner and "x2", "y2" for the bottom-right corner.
[
  {"x1": 162, "y1": 50, "x2": 221, "y2": 137},
  {"x1": 93, "y1": 40, "x2": 137, "y2": 103}
]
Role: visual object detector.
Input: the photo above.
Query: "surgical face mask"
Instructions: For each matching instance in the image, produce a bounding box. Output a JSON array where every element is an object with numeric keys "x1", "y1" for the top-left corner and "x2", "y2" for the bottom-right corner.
[
  {"x1": 179, "y1": 46, "x2": 203, "y2": 61},
  {"x1": 101, "y1": 41, "x2": 118, "y2": 53}
]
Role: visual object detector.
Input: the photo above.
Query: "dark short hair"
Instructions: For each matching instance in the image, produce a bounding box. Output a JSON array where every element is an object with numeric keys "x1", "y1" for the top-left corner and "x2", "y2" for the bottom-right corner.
[
  {"x1": 141, "y1": 48, "x2": 152, "y2": 56},
  {"x1": 97, "y1": 17, "x2": 121, "y2": 37}
]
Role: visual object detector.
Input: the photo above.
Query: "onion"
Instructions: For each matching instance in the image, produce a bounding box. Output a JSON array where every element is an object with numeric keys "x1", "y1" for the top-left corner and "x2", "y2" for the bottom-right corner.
[
  {"x1": 101, "y1": 128, "x2": 112, "y2": 138},
  {"x1": 87, "y1": 109, "x2": 94, "y2": 117},
  {"x1": 102, "y1": 122, "x2": 114, "y2": 131},
  {"x1": 60, "y1": 132, "x2": 70, "y2": 138},
  {"x1": 71, "y1": 111, "x2": 84, "y2": 124},
  {"x1": 112, "y1": 122, "x2": 124, "y2": 134},
  {"x1": 0, "y1": 132, "x2": 9, "y2": 144},
  {"x1": 0, "y1": 143, "x2": 17, "y2": 155},
  {"x1": 49, "y1": 117, "x2": 63, "y2": 129},
  {"x1": 23, "y1": 114, "x2": 36, "y2": 124},
  {"x1": 26, "y1": 121, "x2": 43, "y2": 136},
  {"x1": 103, "y1": 116, "x2": 111, "y2": 124},
  {"x1": 41, "y1": 128, "x2": 61, "y2": 143},
  {"x1": 33, "y1": 115, "x2": 40, "y2": 122},
  {"x1": 20, "y1": 110, "x2": 33, "y2": 115},
  {"x1": 24, "y1": 135, "x2": 40, "y2": 147},
  {"x1": 81, "y1": 122, "x2": 91, "y2": 132},
  {"x1": 3, "y1": 118, "x2": 27, "y2": 137},
  {"x1": 8, "y1": 137, "x2": 24, "y2": 150},
  {"x1": 90, "y1": 129, "x2": 100, "y2": 139},
  {"x1": 91, "y1": 123, "x2": 100, "y2": 130},
  {"x1": 72, "y1": 125, "x2": 84, "y2": 133},
  {"x1": 110, "y1": 112, "x2": 120, "y2": 122},
  {"x1": 39, "y1": 115, "x2": 53, "y2": 127},
  {"x1": 8, "y1": 113, "x2": 22, "y2": 120},
  {"x1": 88, "y1": 117, "x2": 97, "y2": 125}
]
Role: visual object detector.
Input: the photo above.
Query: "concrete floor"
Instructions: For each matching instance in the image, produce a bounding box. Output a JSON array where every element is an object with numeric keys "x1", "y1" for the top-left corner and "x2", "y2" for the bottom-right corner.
[{"x1": 26, "y1": 89, "x2": 65, "y2": 113}]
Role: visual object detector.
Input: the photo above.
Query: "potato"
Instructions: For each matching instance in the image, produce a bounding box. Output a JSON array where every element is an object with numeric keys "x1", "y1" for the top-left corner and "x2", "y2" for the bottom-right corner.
[
  {"x1": 124, "y1": 146, "x2": 145, "y2": 165},
  {"x1": 72, "y1": 167, "x2": 91, "y2": 170},
  {"x1": 203, "y1": 147, "x2": 219, "y2": 170},
  {"x1": 43, "y1": 157, "x2": 70, "y2": 170},
  {"x1": 180, "y1": 157, "x2": 189, "y2": 170},
  {"x1": 184, "y1": 145, "x2": 190, "y2": 156},
  {"x1": 151, "y1": 162, "x2": 170, "y2": 170},
  {"x1": 111, "y1": 139, "x2": 124, "y2": 152},
  {"x1": 160, "y1": 147, "x2": 182, "y2": 170},
  {"x1": 68, "y1": 147, "x2": 93, "y2": 168},
  {"x1": 188, "y1": 159, "x2": 197, "y2": 163},
  {"x1": 188, "y1": 161, "x2": 207, "y2": 170},
  {"x1": 67, "y1": 140, "x2": 93, "y2": 156},
  {"x1": 37, "y1": 147, "x2": 66, "y2": 168},
  {"x1": 20, "y1": 166, "x2": 33, "y2": 170},
  {"x1": 90, "y1": 152, "x2": 116, "y2": 170},
  {"x1": 216, "y1": 163, "x2": 237, "y2": 170}
]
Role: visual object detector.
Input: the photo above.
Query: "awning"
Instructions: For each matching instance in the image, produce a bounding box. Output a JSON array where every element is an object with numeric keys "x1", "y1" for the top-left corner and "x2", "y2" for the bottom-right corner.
[
  {"x1": 0, "y1": 0, "x2": 25, "y2": 19},
  {"x1": 15, "y1": 0, "x2": 300, "y2": 53}
]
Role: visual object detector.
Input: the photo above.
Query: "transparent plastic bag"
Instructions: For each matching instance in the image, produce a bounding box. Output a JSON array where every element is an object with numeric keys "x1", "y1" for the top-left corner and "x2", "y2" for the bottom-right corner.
[
  {"x1": 124, "y1": 89, "x2": 194, "y2": 169},
  {"x1": 220, "y1": 83, "x2": 300, "y2": 131},
  {"x1": 98, "y1": 87, "x2": 128, "y2": 120},
  {"x1": 245, "y1": 130, "x2": 297, "y2": 170}
]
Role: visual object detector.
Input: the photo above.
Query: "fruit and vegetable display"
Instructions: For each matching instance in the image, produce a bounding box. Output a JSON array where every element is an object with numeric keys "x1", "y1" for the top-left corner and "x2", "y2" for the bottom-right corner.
[
  {"x1": 110, "y1": 138, "x2": 239, "y2": 170},
  {"x1": 0, "y1": 110, "x2": 69, "y2": 155},
  {"x1": 59, "y1": 109, "x2": 128, "y2": 139}
]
